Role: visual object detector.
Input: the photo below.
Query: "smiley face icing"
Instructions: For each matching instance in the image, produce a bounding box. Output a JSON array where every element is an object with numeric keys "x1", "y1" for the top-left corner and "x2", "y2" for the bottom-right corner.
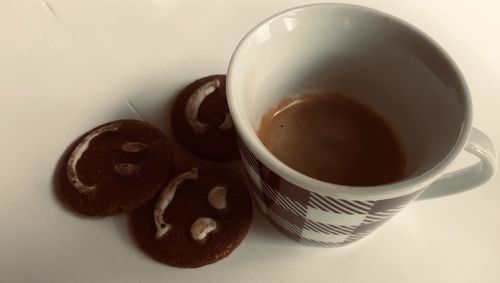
[
  {"x1": 171, "y1": 75, "x2": 240, "y2": 161},
  {"x1": 130, "y1": 164, "x2": 252, "y2": 268},
  {"x1": 59, "y1": 120, "x2": 174, "y2": 216}
]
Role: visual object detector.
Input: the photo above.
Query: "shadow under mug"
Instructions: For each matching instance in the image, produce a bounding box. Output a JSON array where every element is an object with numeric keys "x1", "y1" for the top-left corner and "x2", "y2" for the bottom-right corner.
[{"x1": 226, "y1": 4, "x2": 496, "y2": 247}]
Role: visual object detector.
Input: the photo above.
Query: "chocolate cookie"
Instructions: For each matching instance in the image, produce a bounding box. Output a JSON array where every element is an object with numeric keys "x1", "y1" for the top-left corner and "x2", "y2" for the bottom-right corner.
[
  {"x1": 59, "y1": 120, "x2": 174, "y2": 216},
  {"x1": 130, "y1": 164, "x2": 252, "y2": 268},
  {"x1": 171, "y1": 75, "x2": 239, "y2": 161}
]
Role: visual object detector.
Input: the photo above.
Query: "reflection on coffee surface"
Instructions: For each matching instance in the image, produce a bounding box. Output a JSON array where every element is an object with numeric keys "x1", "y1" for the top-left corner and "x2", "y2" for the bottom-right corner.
[{"x1": 258, "y1": 93, "x2": 406, "y2": 186}]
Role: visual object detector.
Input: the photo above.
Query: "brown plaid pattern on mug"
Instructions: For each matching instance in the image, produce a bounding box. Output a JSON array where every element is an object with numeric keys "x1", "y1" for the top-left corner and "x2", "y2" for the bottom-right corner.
[{"x1": 238, "y1": 140, "x2": 423, "y2": 247}]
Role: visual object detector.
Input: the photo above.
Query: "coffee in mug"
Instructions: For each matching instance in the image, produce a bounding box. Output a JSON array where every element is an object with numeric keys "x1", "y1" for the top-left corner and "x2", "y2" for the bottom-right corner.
[{"x1": 257, "y1": 93, "x2": 406, "y2": 186}]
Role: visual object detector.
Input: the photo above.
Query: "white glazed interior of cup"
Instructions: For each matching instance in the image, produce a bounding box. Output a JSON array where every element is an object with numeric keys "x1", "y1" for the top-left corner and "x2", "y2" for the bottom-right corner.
[{"x1": 227, "y1": 4, "x2": 471, "y2": 198}]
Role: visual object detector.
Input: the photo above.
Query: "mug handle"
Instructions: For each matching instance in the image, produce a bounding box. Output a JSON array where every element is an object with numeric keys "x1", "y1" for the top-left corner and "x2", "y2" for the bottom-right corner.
[{"x1": 417, "y1": 127, "x2": 496, "y2": 200}]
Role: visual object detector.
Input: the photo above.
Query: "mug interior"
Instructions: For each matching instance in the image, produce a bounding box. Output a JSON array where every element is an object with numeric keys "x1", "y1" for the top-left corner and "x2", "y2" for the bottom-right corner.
[{"x1": 227, "y1": 4, "x2": 470, "y2": 195}]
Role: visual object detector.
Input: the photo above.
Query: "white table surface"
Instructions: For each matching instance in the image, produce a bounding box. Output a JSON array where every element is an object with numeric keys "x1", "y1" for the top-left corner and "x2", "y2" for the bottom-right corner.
[{"x1": 1, "y1": 1, "x2": 499, "y2": 282}]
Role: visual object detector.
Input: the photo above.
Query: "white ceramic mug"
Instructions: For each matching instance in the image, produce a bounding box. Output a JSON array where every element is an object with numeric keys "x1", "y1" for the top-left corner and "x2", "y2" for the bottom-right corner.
[{"x1": 226, "y1": 4, "x2": 496, "y2": 247}]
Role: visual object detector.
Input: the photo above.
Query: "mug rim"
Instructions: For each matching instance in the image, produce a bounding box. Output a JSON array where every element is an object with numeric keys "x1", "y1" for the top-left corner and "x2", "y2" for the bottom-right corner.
[{"x1": 226, "y1": 3, "x2": 472, "y2": 199}]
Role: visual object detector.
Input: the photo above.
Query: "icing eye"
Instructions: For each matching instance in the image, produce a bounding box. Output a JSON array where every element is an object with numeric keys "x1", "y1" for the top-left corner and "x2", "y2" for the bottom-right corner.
[
  {"x1": 191, "y1": 217, "x2": 217, "y2": 241},
  {"x1": 185, "y1": 78, "x2": 233, "y2": 134},
  {"x1": 121, "y1": 142, "x2": 149, "y2": 153},
  {"x1": 154, "y1": 167, "x2": 199, "y2": 239},
  {"x1": 114, "y1": 163, "x2": 140, "y2": 176},
  {"x1": 208, "y1": 186, "x2": 227, "y2": 210}
]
